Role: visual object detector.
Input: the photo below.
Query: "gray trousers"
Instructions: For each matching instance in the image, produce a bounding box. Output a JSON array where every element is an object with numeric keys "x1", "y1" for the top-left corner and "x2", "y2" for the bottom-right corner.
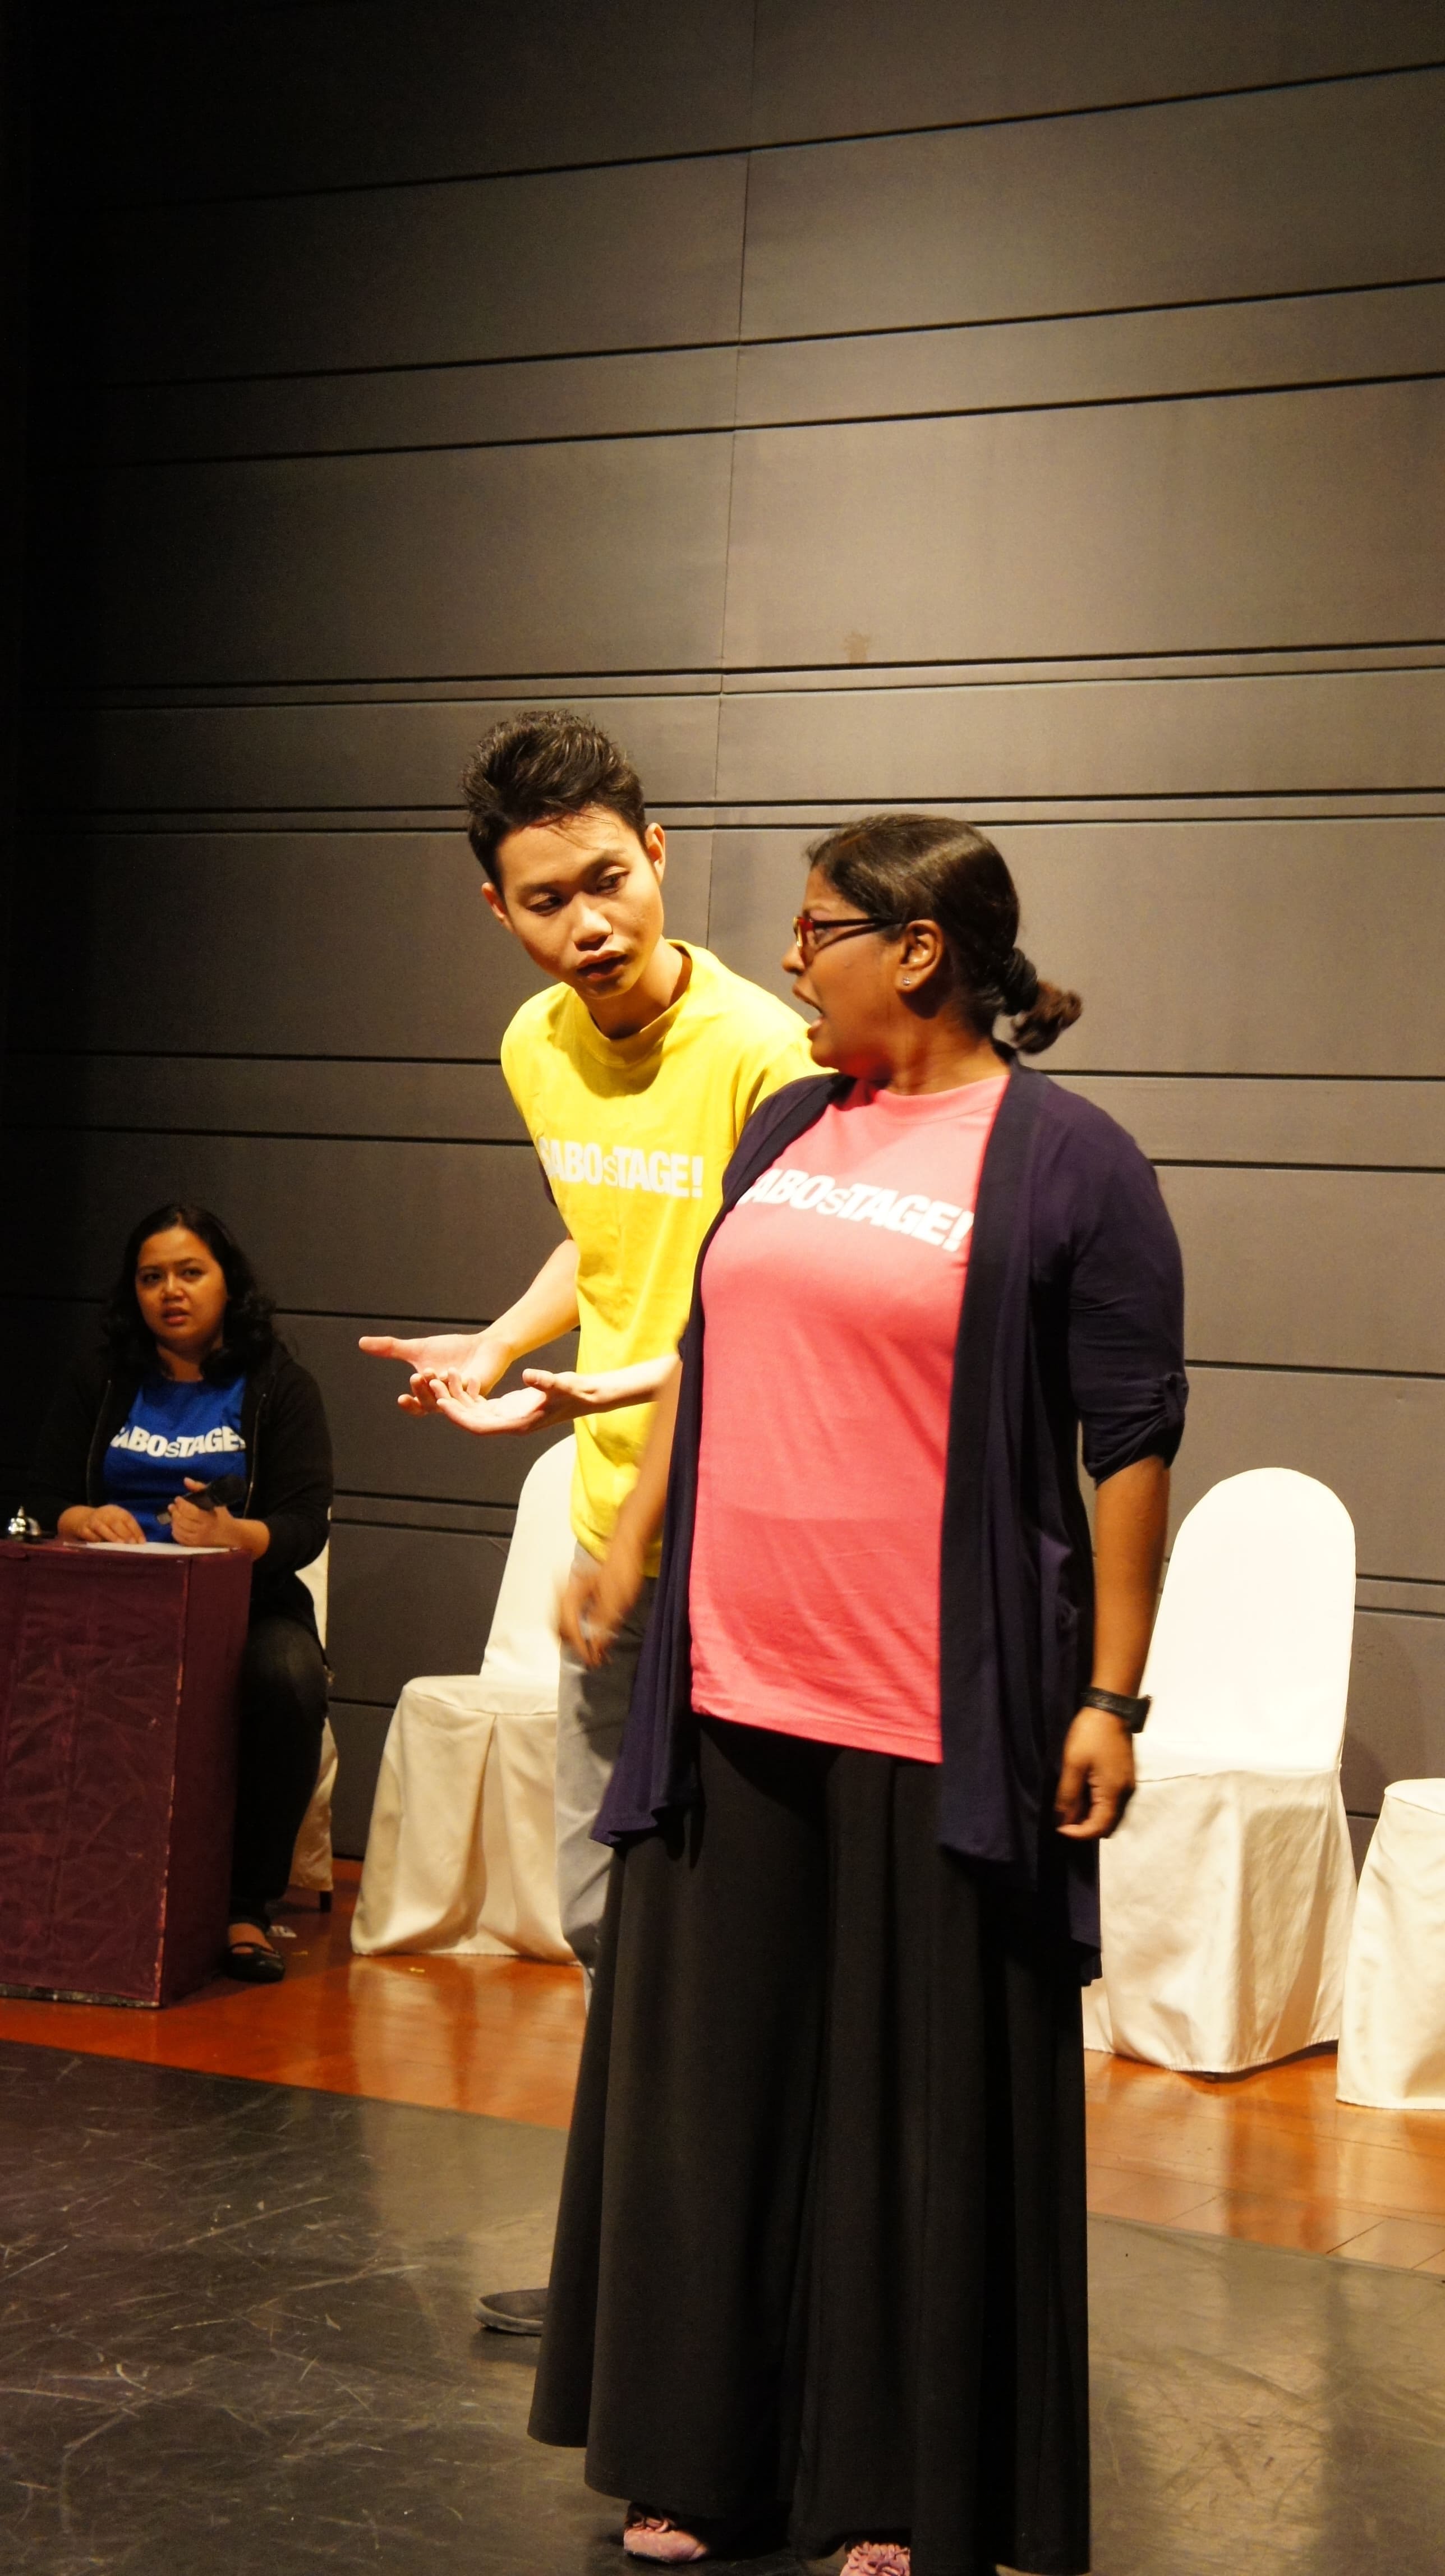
[{"x1": 554, "y1": 1544, "x2": 657, "y2": 1995}]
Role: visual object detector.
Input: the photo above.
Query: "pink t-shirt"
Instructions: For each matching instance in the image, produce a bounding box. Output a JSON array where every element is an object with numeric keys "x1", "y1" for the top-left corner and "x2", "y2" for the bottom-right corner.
[{"x1": 689, "y1": 1074, "x2": 1008, "y2": 1762}]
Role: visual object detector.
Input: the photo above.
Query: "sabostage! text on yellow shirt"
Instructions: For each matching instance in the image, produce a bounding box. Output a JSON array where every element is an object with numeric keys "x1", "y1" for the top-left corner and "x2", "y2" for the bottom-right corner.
[{"x1": 500, "y1": 943, "x2": 816, "y2": 1561}]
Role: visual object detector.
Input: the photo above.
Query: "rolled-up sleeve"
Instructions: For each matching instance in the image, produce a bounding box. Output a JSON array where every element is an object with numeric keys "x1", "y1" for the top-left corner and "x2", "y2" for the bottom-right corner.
[{"x1": 1066, "y1": 1135, "x2": 1188, "y2": 1484}]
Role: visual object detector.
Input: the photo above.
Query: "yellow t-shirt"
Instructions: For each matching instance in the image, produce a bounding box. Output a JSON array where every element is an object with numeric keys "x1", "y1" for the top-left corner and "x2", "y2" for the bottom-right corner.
[{"x1": 500, "y1": 943, "x2": 816, "y2": 1561}]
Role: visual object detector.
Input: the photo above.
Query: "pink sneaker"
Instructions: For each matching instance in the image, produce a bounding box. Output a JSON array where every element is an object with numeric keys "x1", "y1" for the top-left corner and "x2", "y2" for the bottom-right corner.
[
  {"x1": 839, "y1": 2547, "x2": 912, "y2": 2576},
  {"x1": 623, "y1": 2512, "x2": 712, "y2": 2563}
]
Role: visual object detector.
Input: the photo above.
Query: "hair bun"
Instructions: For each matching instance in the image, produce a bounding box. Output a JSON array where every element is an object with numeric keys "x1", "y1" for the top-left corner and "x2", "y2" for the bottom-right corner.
[
  {"x1": 1011, "y1": 976, "x2": 1083, "y2": 1054},
  {"x1": 999, "y1": 947, "x2": 1039, "y2": 1015}
]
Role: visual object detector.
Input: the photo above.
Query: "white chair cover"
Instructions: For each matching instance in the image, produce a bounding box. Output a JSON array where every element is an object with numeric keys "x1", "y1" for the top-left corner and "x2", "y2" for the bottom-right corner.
[
  {"x1": 296, "y1": 1542, "x2": 329, "y2": 1645},
  {"x1": 1082, "y1": 1468, "x2": 1357, "y2": 2074},
  {"x1": 1337, "y1": 1781, "x2": 1445, "y2": 2109},
  {"x1": 289, "y1": 1721, "x2": 338, "y2": 1893},
  {"x1": 352, "y1": 1438, "x2": 577, "y2": 1962},
  {"x1": 289, "y1": 1545, "x2": 335, "y2": 1896}
]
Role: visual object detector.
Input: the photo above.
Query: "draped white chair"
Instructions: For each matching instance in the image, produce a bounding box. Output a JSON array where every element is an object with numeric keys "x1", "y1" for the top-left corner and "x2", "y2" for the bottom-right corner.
[
  {"x1": 351, "y1": 1437, "x2": 577, "y2": 1963},
  {"x1": 288, "y1": 1543, "x2": 337, "y2": 1908},
  {"x1": 1337, "y1": 1780, "x2": 1445, "y2": 2109},
  {"x1": 1082, "y1": 1468, "x2": 1357, "y2": 2074}
]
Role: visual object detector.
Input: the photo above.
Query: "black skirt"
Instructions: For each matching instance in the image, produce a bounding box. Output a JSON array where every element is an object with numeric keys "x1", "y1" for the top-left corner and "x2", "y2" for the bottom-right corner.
[{"x1": 531, "y1": 1716, "x2": 1090, "y2": 2576}]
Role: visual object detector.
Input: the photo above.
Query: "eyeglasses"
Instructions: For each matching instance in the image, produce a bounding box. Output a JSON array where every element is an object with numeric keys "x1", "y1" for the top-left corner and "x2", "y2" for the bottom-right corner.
[{"x1": 790, "y1": 910, "x2": 897, "y2": 965}]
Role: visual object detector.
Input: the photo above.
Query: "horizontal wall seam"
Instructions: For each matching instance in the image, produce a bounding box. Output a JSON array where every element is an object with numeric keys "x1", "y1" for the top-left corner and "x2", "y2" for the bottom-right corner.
[
  {"x1": 1152, "y1": 1159, "x2": 1445, "y2": 1174},
  {"x1": 0, "y1": 1126, "x2": 533, "y2": 1149},
  {"x1": 20, "y1": 810, "x2": 1445, "y2": 839},
  {"x1": 5, "y1": 1121, "x2": 1440, "y2": 1171},
  {"x1": 0, "y1": 1124, "x2": 537, "y2": 1149},
  {"x1": 1356, "y1": 1604, "x2": 1445, "y2": 1624},
  {"x1": 75, "y1": 56, "x2": 1445, "y2": 219},
  {"x1": 40, "y1": 366, "x2": 1445, "y2": 442},
  {"x1": 329, "y1": 1504, "x2": 515, "y2": 1525},
  {"x1": 0, "y1": 1479, "x2": 1434, "y2": 1611},
  {"x1": 25, "y1": 646, "x2": 1445, "y2": 700},
  {"x1": 1357, "y1": 1576, "x2": 1445, "y2": 1590},
  {"x1": 24, "y1": 789, "x2": 1445, "y2": 806},
  {"x1": 1189, "y1": 1359, "x2": 1445, "y2": 1382},
  {"x1": 10, "y1": 1060, "x2": 1445, "y2": 1088},
  {"x1": 43, "y1": 269, "x2": 1445, "y2": 395},
  {"x1": 21, "y1": 647, "x2": 1445, "y2": 693},
  {"x1": 0, "y1": 1309, "x2": 1434, "y2": 1378},
  {"x1": 4, "y1": 1049, "x2": 507, "y2": 1067},
  {"x1": 0, "y1": 1307, "x2": 540, "y2": 1331},
  {"x1": 332, "y1": 1489, "x2": 515, "y2": 1506}
]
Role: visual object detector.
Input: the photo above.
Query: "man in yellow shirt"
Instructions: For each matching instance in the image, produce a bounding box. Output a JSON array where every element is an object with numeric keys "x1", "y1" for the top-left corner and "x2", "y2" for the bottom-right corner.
[{"x1": 362, "y1": 707, "x2": 812, "y2": 2037}]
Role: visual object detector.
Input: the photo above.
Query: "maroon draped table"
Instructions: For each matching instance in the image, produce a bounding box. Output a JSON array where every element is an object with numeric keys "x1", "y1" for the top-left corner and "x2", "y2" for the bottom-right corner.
[{"x1": 0, "y1": 1542, "x2": 251, "y2": 2005}]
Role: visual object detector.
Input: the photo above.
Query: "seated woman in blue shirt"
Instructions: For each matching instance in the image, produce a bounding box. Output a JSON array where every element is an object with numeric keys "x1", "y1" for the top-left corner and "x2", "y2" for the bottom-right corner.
[{"x1": 31, "y1": 1203, "x2": 334, "y2": 1986}]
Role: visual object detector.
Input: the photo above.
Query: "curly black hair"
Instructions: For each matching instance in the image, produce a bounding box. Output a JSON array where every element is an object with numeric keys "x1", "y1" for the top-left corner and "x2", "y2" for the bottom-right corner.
[{"x1": 103, "y1": 1204, "x2": 278, "y2": 1382}]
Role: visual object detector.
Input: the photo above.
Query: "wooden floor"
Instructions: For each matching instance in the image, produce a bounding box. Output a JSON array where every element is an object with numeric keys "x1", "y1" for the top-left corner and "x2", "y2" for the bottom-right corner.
[
  {"x1": 3, "y1": 1867, "x2": 1443, "y2": 2279},
  {"x1": 0, "y1": 1867, "x2": 586, "y2": 2131},
  {"x1": 1085, "y1": 2043, "x2": 1445, "y2": 2276}
]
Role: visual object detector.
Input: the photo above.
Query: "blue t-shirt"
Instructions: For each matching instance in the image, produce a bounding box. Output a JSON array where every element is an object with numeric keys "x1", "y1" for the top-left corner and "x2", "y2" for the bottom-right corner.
[{"x1": 104, "y1": 1374, "x2": 248, "y2": 1543}]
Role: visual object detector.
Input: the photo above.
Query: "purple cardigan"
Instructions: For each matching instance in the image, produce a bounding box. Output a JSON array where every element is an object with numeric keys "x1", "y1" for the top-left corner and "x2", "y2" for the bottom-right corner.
[{"x1": 597, "y1": 1060, "x2": 1188, "y2": 1972}]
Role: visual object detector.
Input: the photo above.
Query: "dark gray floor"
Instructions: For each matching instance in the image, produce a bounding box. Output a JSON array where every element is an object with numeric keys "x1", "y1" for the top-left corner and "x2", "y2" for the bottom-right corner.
[{"x1": 1, "y1": 2044, "x2": 1442, "y2": 2575}]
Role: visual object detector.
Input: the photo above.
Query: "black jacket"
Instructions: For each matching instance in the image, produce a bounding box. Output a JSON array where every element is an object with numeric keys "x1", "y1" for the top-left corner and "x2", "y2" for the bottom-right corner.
[{"x1": 29, "y1": 1343, "x2": 334, "y2": 1632}]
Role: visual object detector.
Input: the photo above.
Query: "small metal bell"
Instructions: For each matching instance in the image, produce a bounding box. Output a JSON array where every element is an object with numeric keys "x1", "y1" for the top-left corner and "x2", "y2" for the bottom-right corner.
[{"x1": 6, "y1": 1507, "x2": 43, "y2": 1541}]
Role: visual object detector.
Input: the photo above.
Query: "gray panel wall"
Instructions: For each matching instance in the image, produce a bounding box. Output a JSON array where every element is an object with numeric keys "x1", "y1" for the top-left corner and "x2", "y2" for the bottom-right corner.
[{"x1": 10, "y1": 2, "x2": 1443, "y2": 1850}]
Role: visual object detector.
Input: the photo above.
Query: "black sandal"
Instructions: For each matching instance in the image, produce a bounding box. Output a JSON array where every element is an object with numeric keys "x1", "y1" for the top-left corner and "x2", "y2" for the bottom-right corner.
[{"x1": 224, "y1": 1936, "x2": 285, "y2": 1985}]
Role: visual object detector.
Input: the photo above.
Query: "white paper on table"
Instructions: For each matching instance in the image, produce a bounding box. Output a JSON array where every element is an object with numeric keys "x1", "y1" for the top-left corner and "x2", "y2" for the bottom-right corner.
[{"x1": 80, "y1": 1540, "x2": 222, "y2": 1556}]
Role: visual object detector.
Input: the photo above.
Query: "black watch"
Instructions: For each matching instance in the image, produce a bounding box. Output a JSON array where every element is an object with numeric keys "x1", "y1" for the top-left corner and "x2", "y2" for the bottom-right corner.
[{"x1": 1081, "y1": 1685, "x2": 1151, "y2": 1733}]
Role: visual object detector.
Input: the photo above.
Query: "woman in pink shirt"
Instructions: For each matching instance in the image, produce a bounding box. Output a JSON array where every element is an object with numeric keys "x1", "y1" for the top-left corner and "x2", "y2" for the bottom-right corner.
[{"x1": 532, "y1": 817, "x2": 1187, "y2": 2576}]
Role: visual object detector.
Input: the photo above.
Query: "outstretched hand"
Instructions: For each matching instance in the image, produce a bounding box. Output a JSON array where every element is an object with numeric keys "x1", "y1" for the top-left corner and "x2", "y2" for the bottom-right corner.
[
  {"x1": 358, "y1": 1330, "x2": 499, "y2": 1415},
  {"x1": 1053, "y1": 1706, "x2": 1136, "y2": 1841}
]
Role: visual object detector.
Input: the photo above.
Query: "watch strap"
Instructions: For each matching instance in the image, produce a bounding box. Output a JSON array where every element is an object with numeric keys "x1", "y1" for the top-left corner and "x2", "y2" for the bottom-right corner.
[{"x1": 1081, "y1": 1685, "x2": 1151, "y2": 1733}]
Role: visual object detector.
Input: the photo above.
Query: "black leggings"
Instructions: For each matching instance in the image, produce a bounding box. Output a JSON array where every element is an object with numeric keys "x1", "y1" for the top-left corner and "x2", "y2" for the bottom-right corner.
[
  {"x1": 228, "y1": 1613, "x2": 328, "y2": 1923},
  {"x1": 532, "y1": 1717, "x2": 1090, "y2": 2576}
]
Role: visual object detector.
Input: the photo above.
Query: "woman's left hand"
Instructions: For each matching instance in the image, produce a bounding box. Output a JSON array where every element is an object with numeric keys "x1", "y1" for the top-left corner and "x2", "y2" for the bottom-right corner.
[
  {"x1": 166, "y1": 1479, "x2": 269, "y2": 1557},
  {"x1": 1053, "y1": 1707, "x2": 1136, "y2": 1841},
  {"x1": 166, "y1": 1479, "x2": 237, "y2": 1547}
]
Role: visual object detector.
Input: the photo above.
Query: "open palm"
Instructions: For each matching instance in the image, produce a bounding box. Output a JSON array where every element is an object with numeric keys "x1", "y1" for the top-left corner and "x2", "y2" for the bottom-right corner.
[
  {"x1": 358, "y1": 1330, "x2": 495, "y2": 1413},
  {"x1": 430, "y1": 1368, "x2": 622, "y2": 1438},
  {"x1": 430, "y1": 1382, "x2": 551, "y2": 1437}
]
